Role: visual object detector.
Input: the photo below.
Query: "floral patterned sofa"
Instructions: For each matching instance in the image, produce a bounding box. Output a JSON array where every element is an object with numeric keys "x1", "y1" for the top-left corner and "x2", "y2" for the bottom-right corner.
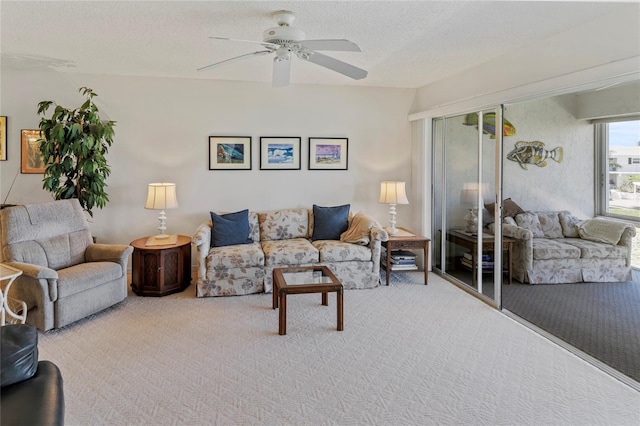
[
  {"x1": 498, "y1": 211, "x2": 636, "y2": 284},
  {"x1": 192, "y1": 207, "x2": 388, "y2": 297}
]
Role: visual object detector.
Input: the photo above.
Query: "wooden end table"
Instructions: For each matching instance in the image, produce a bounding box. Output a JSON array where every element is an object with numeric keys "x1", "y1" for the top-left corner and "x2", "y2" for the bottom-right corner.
[
  {"x1": 130, "y1": 235, "x2": 192, "y2": 297},
  {"x1": 446, "y1": 229, "x2": 514, "y2": 286},
  {"x1": 272, "y1": 266, "x2": 343, "y2": 336},
  {"x1": 381, "y1": 227, "x2": 430, "y2": 286}
]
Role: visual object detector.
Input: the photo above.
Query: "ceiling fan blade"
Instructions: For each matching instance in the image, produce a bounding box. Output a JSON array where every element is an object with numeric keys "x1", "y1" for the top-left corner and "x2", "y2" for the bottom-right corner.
[
  {"x1": 301, "y1": 51, "x2": 368, "y2": 80},
  {"x1": 197, "y1": 50, "x2": 272, "y2": 72},
  {"x1": 298, "y1": 39, "x2": 362, "y2": 52},
  {"x1": 272, "y1": 57, "x2": 291, "y2": 88},
  {"x1": 209, "y1": 36, "x2": 279, "y2": 50}
]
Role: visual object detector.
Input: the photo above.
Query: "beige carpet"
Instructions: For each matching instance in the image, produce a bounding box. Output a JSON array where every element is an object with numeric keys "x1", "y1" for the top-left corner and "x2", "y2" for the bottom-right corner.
[{"x1": 38, "y1": 273, "x2": 640, "y2": 425}]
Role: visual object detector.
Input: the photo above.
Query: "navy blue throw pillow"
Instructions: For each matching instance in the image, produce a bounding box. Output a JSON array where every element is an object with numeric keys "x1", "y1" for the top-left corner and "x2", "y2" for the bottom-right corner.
[
  {"x1": 210, "y1": 209, "x2": 253, "y2": 248},
  {"x1": 311, "y1": 204, "x2": 350, "y2": 241}
]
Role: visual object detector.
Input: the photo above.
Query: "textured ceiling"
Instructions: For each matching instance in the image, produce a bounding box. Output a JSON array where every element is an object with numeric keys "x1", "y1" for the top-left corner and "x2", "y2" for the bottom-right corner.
[{"x1": 1, "y1": 1, "x2": 637, "y2": 88}]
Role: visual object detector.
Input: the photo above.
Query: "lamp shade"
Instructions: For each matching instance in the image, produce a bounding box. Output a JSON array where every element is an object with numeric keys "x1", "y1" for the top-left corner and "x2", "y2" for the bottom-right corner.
[
  {"x1": 145, "y1": 183, "x2": 178, "y2": 210},
  {"x1": 379, "y1": 181, "x2": 409, "y2": 205}
]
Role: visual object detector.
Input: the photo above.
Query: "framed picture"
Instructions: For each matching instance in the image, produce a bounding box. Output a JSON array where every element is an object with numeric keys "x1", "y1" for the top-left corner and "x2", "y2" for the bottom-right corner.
[
  {"x1": 208, "y1": 136, "x2": 252, "y2": 170},
  {"x1": 0, "y1": 116, "x2": 6, "y2": 161},
  {"x1": 308, "y1": 137, "x2": 348, "y2": 170},
  {"x1": 260, "y1": 137, "x2": 301, "y2": 170},
  {"x1": 21, "y1": 129, "x2": 47, "y2": 174}
]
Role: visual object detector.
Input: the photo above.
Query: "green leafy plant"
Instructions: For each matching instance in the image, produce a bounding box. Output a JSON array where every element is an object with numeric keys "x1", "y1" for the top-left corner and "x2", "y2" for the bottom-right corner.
[{"x1": 37, "y1": 87, "x2": 116, "y2": 217}]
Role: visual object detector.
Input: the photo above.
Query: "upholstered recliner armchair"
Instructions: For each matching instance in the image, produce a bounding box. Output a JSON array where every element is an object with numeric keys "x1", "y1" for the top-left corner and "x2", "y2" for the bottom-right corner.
[{"x1": 0, "y1": 199, "x2": 133, "y2": 331}]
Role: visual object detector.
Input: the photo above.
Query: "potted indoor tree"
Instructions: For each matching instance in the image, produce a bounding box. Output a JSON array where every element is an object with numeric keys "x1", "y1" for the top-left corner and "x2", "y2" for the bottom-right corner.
[{"x1": 37, "y1": 87, "x2": 116, "y2": 217}]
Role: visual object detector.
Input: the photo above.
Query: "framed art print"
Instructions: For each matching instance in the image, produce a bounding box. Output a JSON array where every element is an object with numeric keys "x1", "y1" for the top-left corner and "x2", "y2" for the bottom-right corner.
[
  {"x1": 260, "y1": 137, "x2": 301, "y2": 170},
  {"x1": 309, "y1": 137, "x2": 348, "y2": 170},
  {"x1": 21, "y1": 129, "x2": 46, "y2": 173},
  {"x1": 209, "y1": 136, "x2": 252, "y2": 170},
  {"x1": 0, "y1": 116, "x2": 6, "y2": 161}
]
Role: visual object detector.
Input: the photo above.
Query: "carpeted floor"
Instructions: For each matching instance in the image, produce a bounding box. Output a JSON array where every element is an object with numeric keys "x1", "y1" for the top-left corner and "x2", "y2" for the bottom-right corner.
[
  {"x1": 502, "y1": 277, "x2": 640, "y2": 383},
  {"x1": 37, "y1": 273, "x2": 640, "y2": 425},
  {"x1": 447, "y1": 267, "x2": 640, "y2": 383}
]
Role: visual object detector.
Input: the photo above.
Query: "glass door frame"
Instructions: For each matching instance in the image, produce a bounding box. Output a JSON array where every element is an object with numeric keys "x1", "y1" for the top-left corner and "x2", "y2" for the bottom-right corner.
[{"x1": 432, "y1": 105, "x2": 505, "y2": 309}]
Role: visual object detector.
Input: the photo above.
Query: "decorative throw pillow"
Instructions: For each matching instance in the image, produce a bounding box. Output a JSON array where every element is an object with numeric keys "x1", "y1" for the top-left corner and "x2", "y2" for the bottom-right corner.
[
  {"x1": 536, "y1": 212, "x2": 564, "y2": 239},
  {"x1": 558, "y1": 211, "x2": 581, "y2": 238},
  {"x1": 484, "y1": 198, "x2": 525, "y2": 218},
  {"x1": 515, "y1": 212, "x2": 544, "y2": 238},
  {"x1": 210, "y1": 209, "x2": 253, "y2": 248},
  {"x1": 311, "y1": 204, "x2": 350, "y2": 241},
  {"x1": 340, "y1": 212, "x2": 376, "y2": 245}
]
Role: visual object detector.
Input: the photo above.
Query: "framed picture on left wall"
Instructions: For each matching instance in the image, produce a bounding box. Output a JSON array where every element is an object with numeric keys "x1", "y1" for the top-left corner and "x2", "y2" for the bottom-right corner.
[
  {"x1": 21, "y1": 129, "x2": 46, "y2": 173},
  {"x1": 0, "y1": 116, "x2": 7, "y2": 161},
  {"x1": 208, "y1": 136, "x2": 252, "y2": 170}
]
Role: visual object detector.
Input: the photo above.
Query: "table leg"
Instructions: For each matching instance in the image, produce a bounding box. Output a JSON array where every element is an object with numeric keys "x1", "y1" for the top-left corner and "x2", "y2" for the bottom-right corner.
[
  {"x1": 272, "y1": 283, "x2": 277, "y2": 309},
  {"x1": 279, "y1": 292, "x2": 287, "y2": 335},
  {"x1": 424, "y1": 242, "x2": 429, "y2": 285},
  {"x1": 322, "y1": 292, "x2": 328, "y2": 306},
  {"x1": 337, "y1": 288, "x2": 344, "y2": 331},
  {"x1": 508, "y1": 242, "x2": 513, "y2": 285},
  {"x1": 385, "y1": 244, "x2": 391, "y2": 285}
]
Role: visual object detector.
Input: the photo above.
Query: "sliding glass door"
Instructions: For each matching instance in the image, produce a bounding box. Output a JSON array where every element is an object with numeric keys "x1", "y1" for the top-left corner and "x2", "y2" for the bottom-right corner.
[{"x1": 432, "y1": 108, "x2": 503, "y2": 305}]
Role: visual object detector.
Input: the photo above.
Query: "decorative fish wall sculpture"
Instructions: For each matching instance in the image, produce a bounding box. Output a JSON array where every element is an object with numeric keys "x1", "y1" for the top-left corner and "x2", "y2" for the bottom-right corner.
[
  {"x1": 463, "y1": 112, "x2": 516, "y2": 138},
  {"x1": 507, "y1": 140, "x2": 563, "y2": 170}
]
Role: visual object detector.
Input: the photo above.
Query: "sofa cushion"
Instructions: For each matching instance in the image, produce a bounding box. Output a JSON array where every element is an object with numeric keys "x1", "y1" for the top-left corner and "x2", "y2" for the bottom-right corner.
[
  {"x1": 558, "y1": 211, "x2": 581, "y2": 238},
  {"x1": 312, "y1": 240, "x2": 372, "y2": 262},
  {"x1": 516, "y1": 212, "x2": 544, "y2": 238},
  {"x1": 261, "y1": 238, "x2": 319, "y2": 266},
  {"x1": 311, "y1": 204, "x2": 350, "y2": 241},
  {"x1": 258, "y1": 209, "x2": 308, "y2": 241},
  {"x1": 532, "y1": 238, "x2": 581, "y2": 260},
  {"x1": 536, "y1": 212, "x2": 564, "y2": 238},
  {"x1": 562, "y1": 238, "x2": 628, "y2": 260},
  {"x1": 57, "y1": 262, "x2": 123, "y2": 298},
  {"x1": 210, "y1": 210, "x2": 252, "y2": 248},
  {"x1": 207, "y1": 242, "x2": 264, "y2": 269},
  {"x1": 1, "y1": 324, "x2": 38, "y2": 387}
]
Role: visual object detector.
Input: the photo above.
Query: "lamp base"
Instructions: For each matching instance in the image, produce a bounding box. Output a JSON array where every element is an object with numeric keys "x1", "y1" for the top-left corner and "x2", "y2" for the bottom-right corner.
[{"x1": 464, "y1": 209, "x2": 478, "y2": 234}]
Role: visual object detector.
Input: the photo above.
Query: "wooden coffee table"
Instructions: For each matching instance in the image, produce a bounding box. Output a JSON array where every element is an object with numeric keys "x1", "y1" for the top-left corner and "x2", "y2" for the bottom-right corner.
[{"x1": 272, "y1": 266, "x2": 344, "y2": 335}]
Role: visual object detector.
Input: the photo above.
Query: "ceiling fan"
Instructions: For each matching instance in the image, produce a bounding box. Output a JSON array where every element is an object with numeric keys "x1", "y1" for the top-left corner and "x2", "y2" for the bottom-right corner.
[{"x1": 197, "y1": 10, "x2": 368, "y2": 87}]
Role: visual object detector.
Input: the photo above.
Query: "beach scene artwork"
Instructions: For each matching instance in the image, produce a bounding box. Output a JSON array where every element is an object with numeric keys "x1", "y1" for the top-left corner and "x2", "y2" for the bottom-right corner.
[
  {"x1": 267, "y1": 143, "x2": 294, "y2": 164},
  {"x1": 315, "y1": 144, "x2": 341, "y2": 165}
]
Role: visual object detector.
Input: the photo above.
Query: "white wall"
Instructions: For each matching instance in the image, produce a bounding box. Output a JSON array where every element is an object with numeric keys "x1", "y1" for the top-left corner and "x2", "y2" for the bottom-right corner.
[
  {"x1": 502, "y1": 97, "x2": 594, "y2": 218},
  {"x1": 0, "y1": 69, "x2": 416, "y2": 247}
]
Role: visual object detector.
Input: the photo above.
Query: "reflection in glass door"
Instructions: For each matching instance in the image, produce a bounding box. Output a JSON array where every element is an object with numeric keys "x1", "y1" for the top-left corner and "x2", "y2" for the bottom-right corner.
[{"x1": 432, "y1": 108, "x2": 501, "y2": 305}]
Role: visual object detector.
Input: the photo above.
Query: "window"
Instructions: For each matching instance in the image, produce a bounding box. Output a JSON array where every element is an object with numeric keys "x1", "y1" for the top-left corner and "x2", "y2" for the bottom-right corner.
[{"x1": 597, "y1": 120, "x2": 640, "y2": 220}]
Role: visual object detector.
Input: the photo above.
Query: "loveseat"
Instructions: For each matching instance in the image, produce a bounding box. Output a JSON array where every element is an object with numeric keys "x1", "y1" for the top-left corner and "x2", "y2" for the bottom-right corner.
[
  {"x1": 192, "y1": 206, "x2": 388, "y2": 297},
  {"x1": 495, "y1": 210, "x2": 636, "y2": 284}
]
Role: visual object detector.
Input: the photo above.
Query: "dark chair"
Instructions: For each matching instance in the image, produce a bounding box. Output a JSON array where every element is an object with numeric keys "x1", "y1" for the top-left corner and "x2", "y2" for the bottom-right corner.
[{"x1": 1, "y1": 324, "x2": 64, "y2": 426}]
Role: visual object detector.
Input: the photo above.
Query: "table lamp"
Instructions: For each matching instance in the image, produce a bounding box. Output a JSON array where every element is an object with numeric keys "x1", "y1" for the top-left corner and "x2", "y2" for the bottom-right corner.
[
  {"x1": 379, "y1": 181, "x2": 409, "y2": 236},
  {"x1": 145, "y1": 183, "x2": 178, "y2": 240}
]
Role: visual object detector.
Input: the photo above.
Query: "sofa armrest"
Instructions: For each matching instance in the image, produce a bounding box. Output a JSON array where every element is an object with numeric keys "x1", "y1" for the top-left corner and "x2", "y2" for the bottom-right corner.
[
  {"x1": 502, "y1": 224, "x2": 533, "y2": 241},
  {"x1": 192, "y1": 221, "x2": 212, "y2": 282},
  {"x1": 3, "y1": 262, "x2": 57, "y2": 280},
  {"x1": 85, "y1": 244, "x2": 133, "y2": 272},
  {"x1": 617, "y1": 224, "x2": 636, "y2": 267}
]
